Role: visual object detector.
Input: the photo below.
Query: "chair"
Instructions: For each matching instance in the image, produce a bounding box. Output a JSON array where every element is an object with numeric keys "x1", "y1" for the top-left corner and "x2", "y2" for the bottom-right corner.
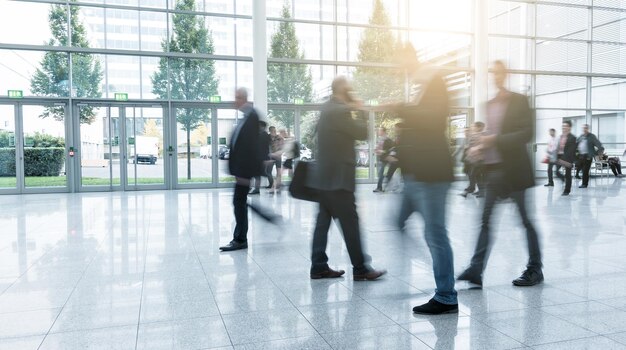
[{"x1": 593, "y1": 156, "x2": 610, "y2": 178}]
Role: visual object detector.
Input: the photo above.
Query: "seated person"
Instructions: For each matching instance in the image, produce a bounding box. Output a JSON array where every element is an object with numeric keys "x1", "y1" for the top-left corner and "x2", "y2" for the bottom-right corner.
[{"x1": 601, "y1": 152, "x2": 623, "y2": 177}]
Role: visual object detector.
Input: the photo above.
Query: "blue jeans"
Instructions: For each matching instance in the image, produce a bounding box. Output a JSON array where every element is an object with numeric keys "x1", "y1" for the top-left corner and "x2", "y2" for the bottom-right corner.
[{"x1": 402, "y1": 179, "x2": 457, "y2": 305}]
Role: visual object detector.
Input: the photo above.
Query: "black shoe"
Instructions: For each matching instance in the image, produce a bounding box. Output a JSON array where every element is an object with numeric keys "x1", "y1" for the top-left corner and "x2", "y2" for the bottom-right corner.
[
  {"x1": 249, "y1": 189, "x2": 260, "y2": 195},
  {"x1": 578, "y1": 185, "x2": 587, "y2": 188},
  {"x1": 373, "y1": 188, "x2": 384, "y2": 193},
  {"x1": 310, "y1": 268, "x2": 345, "y2": 279},
  {"x1": 474, "y1": 192, "x2": 484, "y2": 198},
  {"x1": 512, "y1": 269, "x2": 544, "y2": 286},
  {"x1": 575, "y1": 175, "x2": 581, "y2": 179},
  {"x1": 459, "y1": 192, "x2": 468, "y2": 198},
  {"x1": 353, "y1": 269, "x2": 386, "y2": 281},
  {"x1": 219, "y1": 240, "x2": 248, "y2": 251},
  {"x1": 457, "y1": 268, "x2": 483, "y2": 288},
  {"x1": 264, "y1": 185, "x2": 272, "y2": 189},
  {"x1": 562, "y1": 191, "x2": 570, "y2": 196},
  {"x1": 544, "y1": 182, "x2": 554, "y2": 187},
  {"x1": 413, "y1": 298, "x2": 459, "y2": 315}
]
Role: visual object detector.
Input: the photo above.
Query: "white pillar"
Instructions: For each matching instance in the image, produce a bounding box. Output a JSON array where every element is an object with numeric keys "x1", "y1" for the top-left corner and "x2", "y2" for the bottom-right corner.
[
  {"x1": 473, "y1": 0, "x2": 489, "y2": 122},
  {"x1": 253, "y1": 0, "x2": 268, "y2": 116}
]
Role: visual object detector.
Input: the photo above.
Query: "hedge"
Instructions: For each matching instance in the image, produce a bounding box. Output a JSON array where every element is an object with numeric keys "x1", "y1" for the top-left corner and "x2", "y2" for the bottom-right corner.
[{"x1": 0, "y1": 147, "x2": 66, "y2": 177}]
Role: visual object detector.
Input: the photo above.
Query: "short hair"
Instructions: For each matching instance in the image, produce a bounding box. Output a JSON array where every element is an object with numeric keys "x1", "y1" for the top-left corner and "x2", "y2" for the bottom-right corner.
[
  {"x1": 473, "y1": 121, "x2": 485, "y2": 129},
  {"x1": 583, "y1": 123, "x2": 590, "y2": 128},
  {"x1": 269, "y1": 126, "x2": 276, "y2": 130},
  {"x1": 235, "y1": 87, "x2": 248, "y2": 100},
  {"x1": 331, "y1": 76, "x2": 349, "y2": 94},
  {"x1": 259, "y1": 120, "x2": 267, "y2": 127},
  {"x1": 549, "y1": 128, "x2": 556, "y2": 132},
  {"x1": 563, "y1": 121, "x2": 572, "y2": 127},
  {"x1": 493, "y1": 60, "x2": 507, "y2": 69}
]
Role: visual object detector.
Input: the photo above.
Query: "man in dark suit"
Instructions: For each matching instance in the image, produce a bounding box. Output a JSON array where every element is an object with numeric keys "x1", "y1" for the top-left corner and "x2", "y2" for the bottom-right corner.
[
  {"x1": 576, "y1": 124, "x2": 604, "y2": 189},
  {"x1": 220, "y1": 88, "x2": 264, "y2": 252},
  {"x1": 373, "y1": 127, "x2": 394, "y2": 192},
  {"x1": 555, "y1": 121, "x2": 577, "y2": 196},
  {"x1": 307, "y1": 76, "x2": 385, "y2": 281},
  {"x1": 458, "y1": 60, "x2": 543, "y2": 287}
]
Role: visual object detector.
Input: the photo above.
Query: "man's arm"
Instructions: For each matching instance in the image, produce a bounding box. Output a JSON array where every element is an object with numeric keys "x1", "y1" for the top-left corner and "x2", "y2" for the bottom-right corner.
[{"x1": 332, "y1": 107, "x2": 368, "y2": 141}]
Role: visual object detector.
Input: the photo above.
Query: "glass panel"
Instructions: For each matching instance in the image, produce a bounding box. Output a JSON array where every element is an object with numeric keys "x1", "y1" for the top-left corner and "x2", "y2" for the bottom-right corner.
[
  {"x1": 536, "y1": 40, "x2": 588, "y2": 73},
  {"x1": 22, "y1": 105, "x2": 67, "y2": 188},
  {"x1": 127, "y1": 107, "x2": 165, "y2": 186},
  {"x1": 0, "y1": 105, "x2": 17, "y2": 189},
  {"x1": 80, "y1": 105, "x2": 114, "y2": 187},
  {"x1": 0, "y1": 2, "x2": 58, "y2": 46},
  {"x1": 217, "y1": 109, "x2": 237, "y2": 184},
  {"x1": 299, "y1": 110, "x2": 321, "y2": 161},
  {"x1": 536, "y1": 75, "x2": 587, "y2": 109},
  {"x1": 105, "y1": 9, "x2": 140, "y2": 50},
  {"x1": 591, "y1": 77, "x2": 626, "y2": 109},
  {"x1": 110, "y1": 108, "x2": 122, "y2": 186},
  {"x1": 450, "y1": 110, "x2": 471, "y2": 177},
  {"x1": 176, "y1": 107, "x2": 212, "y2": 184},
  {"x1": 537, "y1": 4, "x2": 588, "y2": 40},
  {"x1": 592, "y1": 111, "x2": 625, "y2": 145},
  {"x1": 489, "y1": 1, "x2": 534, "y2": 37}
]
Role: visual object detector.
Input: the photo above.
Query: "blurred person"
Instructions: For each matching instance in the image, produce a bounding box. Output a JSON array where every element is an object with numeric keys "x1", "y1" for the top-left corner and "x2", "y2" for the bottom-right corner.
[
  {"x1": 250, "y1": 120, "x2": 272, "y2": 195},
  {"x1": 373, "y1": 127, "x2": 395, "y2": 193},
  {"x1": 220, "y1": 88, "x2": 264, "y2": 251},
  {"x1": 457, "y1": 60, "x2": 543, "y2": 287},
  {"x1": 600, "y1": 152, "x2": 622, "y2": 177},
  {"x1": 391, "y1": 70, "x2": 459, "y2": 314},
  {"x1": 280, "y1": 130, "x2": 299, "y2": 180},
  {"x1": 555, "y1": 121, "x2": 576, "y2": 196},
  {"x1": 268, "y1": 126, "x2": 284, "y2": 194},
  {"x1": 461, "y1": 121, "x2": 485, "y2": 198},
  {"x1": 307, "y1": 76, "x2": 386, "y2": 281},
  {"x1": 576, "y1": 124, "x2": 604, "y2": 188},
  {"x1": 383, "y1": 122, "x2": 402, "y2": 192},
  {"x1": 544, "y1": 128, "x2": 558, "y2": 187}
]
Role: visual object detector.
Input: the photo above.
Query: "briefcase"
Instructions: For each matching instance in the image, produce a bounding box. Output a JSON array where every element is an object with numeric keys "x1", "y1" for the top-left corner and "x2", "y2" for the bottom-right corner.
[{"x1": 289, "y1": 161, "x2": 319, "y2": 202}]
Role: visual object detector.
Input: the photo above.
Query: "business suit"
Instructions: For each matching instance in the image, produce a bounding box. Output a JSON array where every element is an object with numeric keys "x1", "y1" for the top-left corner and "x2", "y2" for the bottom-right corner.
[
  {"x1": 375, "y1": 136, "x2": 395, "y2": 190},
  {"x1": 308, "y1": 97, "x2": 371, "y2": 274},
  {"x1": 228, "y1": 105, "x2": 263, "y2": 244},
  {"x1": 576, "y1": 132, "x2": 604, "y2": 187},
  {"x1": 464, "y1": 91, "x2": 542, "y2": 279},
  {"x1": 253, "y1": 130, "x2": 272, "y2": 191},
  {"x1": 555, "y1": 133, "x2": 576, "y2": 193}
]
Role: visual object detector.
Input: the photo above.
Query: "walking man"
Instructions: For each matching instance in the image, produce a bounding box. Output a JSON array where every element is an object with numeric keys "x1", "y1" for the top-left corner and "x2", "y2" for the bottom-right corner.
[
  {"x1": 576, "y1": 124, "x2": 604, "y2": 189},
  {"x1": 555, "y1": 121, "x2": 576, "y2": 196},
  {"x1": 544, "y1": 128, "x2": 558, "y2": 187},
  {"x1": 458, "y1": 60, "x2": 543, "y2": 287}
]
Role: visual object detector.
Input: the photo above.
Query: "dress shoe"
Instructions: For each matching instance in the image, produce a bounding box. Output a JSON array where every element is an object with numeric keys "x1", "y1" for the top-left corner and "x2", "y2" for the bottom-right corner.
[
  {"x1": 249, "y1": 189, "x2": 260, "y2": 195},
  {"x1": 373, "y1": 188, "x2": 384, "y2": 193},
  {"x1": 457, "y1": 268, "x2": 483, "y2": 288},
  {"x1": 575, "y1": 175, "x2": 581, "y2": 179},
  {"x1": 562, "y1": 191, "x2": 570, "y2": 196},
  {"x1": 578, "y1": 185, "x2": 587, "y2": 188},
  {"x1": 459, "y1": 192, "x2": 468, "y2": 198},
  {"x1": 474, "y1": 192, "x2": 484, "y2": 198},
  {"x1": 310, "y1": 268, "x2": 345, "y2": 279},
  {"x1": 264, "y1": 185, "x2": 273, "y2": 189},
  {"x1": 353, "y1": 269, "x2": 386, "y2": 281},
  {"x1": 219, "y1": 240, "x2": 248, "y2": 251},
  {"x1": 413, "y1": 298, "x2": 459, "y2": 315},
  {"x1": 512, "y1": 268, "x2": 544, "y2": 286},
  {"x1": 544, "y1": 182, "x2": 554, "y2": 187}
]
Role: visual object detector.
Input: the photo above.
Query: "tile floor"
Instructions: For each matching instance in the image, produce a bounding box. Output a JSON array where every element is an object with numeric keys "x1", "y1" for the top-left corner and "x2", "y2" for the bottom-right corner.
[{"x1": 0, "y1": 177, "x2": 625, "y2": 349}]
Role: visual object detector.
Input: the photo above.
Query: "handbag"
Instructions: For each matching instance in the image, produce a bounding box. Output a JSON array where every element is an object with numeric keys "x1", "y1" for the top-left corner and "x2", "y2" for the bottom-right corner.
[
  {"x1": 556, "y1": 159, "x2": 573, "y2": 169},
  {"x1": 289, "y1": 161, "x2": 319, "y2": 202}
]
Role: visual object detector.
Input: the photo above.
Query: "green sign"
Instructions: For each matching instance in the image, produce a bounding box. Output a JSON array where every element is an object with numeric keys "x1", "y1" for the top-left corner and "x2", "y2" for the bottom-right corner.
[
  {"x1": 293, "y1": 98, "x2": 304, "y2": 105},
  {"x1": 114, "y1": 93, "x2": 128, "y2": 101},
  {"x1": 207, "y1": 136, "x2": 212, "y2": 145},
  {"x1": 8, "y1": 90, "x2": 23, "y2": 99},
  {"x1": 219, "y1": 137, "x2": 227, "y2": 145},
  {"x1": 368, "y1": 99, "x2": 379, "y2": 106},
  {"x1": 209, "y1": 95, "x2": 221, "y2": 103},
  {"x1": 128, "y1": 137, "x2": 135, "y2": 145}
]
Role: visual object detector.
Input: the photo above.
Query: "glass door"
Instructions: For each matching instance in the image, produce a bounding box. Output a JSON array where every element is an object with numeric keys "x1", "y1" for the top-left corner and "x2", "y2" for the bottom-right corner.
[
  {"x1": 76, "y1": 103, "x2": 167, "y2": 191},
  {"x1": 0, "y1": 103, "x2": 17, "y2": 193}
]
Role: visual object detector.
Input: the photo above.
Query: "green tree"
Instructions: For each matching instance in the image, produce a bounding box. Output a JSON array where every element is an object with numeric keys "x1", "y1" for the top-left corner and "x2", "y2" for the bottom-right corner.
[
  {"x1": 31, "y1": 2, "x2": 102, "y2": 124},
  {"x1": 267, "y1": 4, "x2": 313, "y2": 134},
  {"x1": 353, "y1": 0, "x2": 402, "y2": 104},
  {"x1": 151, "y1": 0, "x2": 219, "y2": 180}
]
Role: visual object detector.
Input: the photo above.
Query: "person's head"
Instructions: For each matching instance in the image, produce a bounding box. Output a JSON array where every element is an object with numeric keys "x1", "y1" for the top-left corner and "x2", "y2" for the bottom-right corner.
[
  {"x1": 377, "y1": 127, "x2": 387, "y2": 137},
  {"x1": 562, "y1": 120, "x2": 572, "y2": 134},
  {"x1": 417, "y1": 73, "x2": 449, "y2": 113},
  {"x1": 269, "y1": 126, "x2": 276, "y2": 135},
  {"x1": 492, "y1": 60, "x2": 508, "y2": 92},
  {"x1": 259, "y1": 120, "x2": 267, "y2": 131},
  {"x1": 472, "y1": 121, "x2": 485, "y2": 133},
  {"x1": 549, "y1": 128, "x2": 556, "y2": 137},
  {"x1": 331, "y1": 76, "x2": 354, "y2": 103},
  {"x1": 234, "y1": 87, "x2": 248, "y2": 110},
  {"x1": 279, "y1": 129, "x2": 287, "y2": 138},
  {"x1": 583, "y1": 123, "x2": 590, "y2": 135}
]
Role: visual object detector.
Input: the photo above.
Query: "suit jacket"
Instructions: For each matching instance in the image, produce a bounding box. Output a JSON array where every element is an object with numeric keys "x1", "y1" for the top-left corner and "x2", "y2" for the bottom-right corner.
[
  {"x1": 377, "y1": 137, "x2": 395, "y2": 161},
  {"x1": 259, "y1": 131, "x2": 271, "y2": 161},
  {"x1": 308, "y1": 97, "x2": 367, "y2": 192},
  {"x1": 396, "y1": 103, "x2": 454, "y2": 183},
  {"x1": 558, "y1": 133, "x2": 577, "y2": 163},
  {"x1": 576, "y1": 132, "x2": 604, "y2": 159},
  {"x1": 228, "y1": 105, "x2": 263, "y2": 179},
  {"x1": 491, "y1": 92, "x2": 535, "y2": 191}
]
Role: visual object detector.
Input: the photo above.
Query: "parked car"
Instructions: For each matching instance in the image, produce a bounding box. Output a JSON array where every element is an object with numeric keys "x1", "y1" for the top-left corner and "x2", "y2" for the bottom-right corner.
[
  {"x1": 299, "y1": 144, "x2": 312, "y2": 161},
  {"x1": 132, "y1": 136, "x2": 158, "y2": 165}
]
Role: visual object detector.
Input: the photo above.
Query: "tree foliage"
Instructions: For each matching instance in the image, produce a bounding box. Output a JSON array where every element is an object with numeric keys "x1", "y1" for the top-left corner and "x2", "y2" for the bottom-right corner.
[
  {"x1": 267, "y1": 4, "x2": 313, "y2": 133},
  {"x1": 353, "y1": 0, "x2": 403, "y2": 103},
  {"x1": 31, "y1": 2, "x2": 102, "y2": 124},
  {"x1": 151, "y1": 0, "x2": 218, "y2": 179}
]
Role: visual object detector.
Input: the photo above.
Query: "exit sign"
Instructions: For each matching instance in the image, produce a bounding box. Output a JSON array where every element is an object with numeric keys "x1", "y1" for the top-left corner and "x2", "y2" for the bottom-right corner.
[
  {"x1": 293, "y1": 98, "x2": 304, "y2": 105},
  {"x1": 8, "y1": 90, "x2": 23, "y2": 98},
  {"x1": 209, "y1": 95, "x2": 221, "y2": 103},
  {"x1": 114, "y1": 93, "x2": 128, "y2": 101}
]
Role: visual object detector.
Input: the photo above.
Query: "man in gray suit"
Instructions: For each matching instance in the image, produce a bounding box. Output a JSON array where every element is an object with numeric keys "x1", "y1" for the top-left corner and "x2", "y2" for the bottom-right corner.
[{"x1": 308, "y1": 76, "x2": 386, "y2": 281}]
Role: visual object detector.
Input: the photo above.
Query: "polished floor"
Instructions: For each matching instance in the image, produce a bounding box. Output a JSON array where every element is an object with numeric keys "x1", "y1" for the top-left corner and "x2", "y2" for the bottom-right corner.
[{"x1": 1, "y1": 176, "x2": 626, "y2": 349}]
